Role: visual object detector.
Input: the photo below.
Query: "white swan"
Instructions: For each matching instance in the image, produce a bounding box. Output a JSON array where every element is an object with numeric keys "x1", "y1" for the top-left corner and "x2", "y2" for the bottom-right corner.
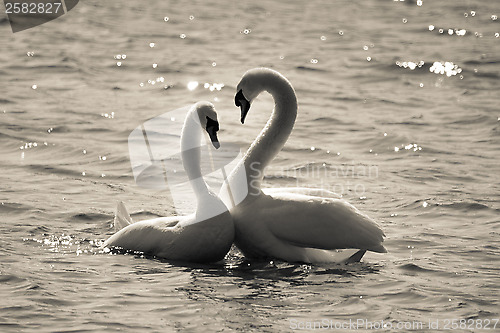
[
  {"x1": 103, "y1": 102, "x2": 234, "y2": 263},
  {"x1": 221, "y1": 68, "x2": 386, "y2": 264}
]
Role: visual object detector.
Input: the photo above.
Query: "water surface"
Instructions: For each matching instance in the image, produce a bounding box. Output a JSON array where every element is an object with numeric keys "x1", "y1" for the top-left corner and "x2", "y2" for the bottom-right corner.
[{"x1": 1, "y1": 0, "x2": 499, "y2": 331}]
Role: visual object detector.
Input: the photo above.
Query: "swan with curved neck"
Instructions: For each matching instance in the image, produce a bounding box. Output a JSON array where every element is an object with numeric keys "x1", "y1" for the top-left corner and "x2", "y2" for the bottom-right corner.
[
  {"x1": 223, "y1": 68, "x2": 386, "y2": 263},
  {"x1": 103, "y1": 102, "x2": 234, "y2": 263}
]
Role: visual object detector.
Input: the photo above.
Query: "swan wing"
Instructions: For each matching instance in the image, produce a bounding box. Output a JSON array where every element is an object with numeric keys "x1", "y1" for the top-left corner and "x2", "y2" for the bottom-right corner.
[
  {"x1": 104, "y1": 216, "x2": 183, "y2": 251},
  {"x1": 104, "y1": 213, "x2": 233, "y2": 262},
  {"x1": 263, "y1": 192, "x2": 386, "y2": 253}
]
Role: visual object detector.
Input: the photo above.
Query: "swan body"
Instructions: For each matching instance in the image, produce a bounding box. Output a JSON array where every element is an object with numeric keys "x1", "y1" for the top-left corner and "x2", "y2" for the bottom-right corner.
[
  {"x1": 221, "y1": 68, "x2": 386, "y2": 264},
  {"x1": 104, "y1": 102, "x2": 234, "y2": 263}
]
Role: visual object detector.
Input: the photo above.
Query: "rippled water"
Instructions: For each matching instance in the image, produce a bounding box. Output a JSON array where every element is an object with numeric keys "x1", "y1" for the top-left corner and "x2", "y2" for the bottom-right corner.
[{"x1": 1, "y1": 0, "x2": 499, "y2": 332}]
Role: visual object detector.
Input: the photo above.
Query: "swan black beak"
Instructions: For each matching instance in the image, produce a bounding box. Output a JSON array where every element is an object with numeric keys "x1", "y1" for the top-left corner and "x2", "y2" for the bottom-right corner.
[
  {"x1": 205, "y1": 117, "x2": 220, "y2": 149},
  {"x1": 235, "y1": 89, "x2": 250, "y2": 124}
]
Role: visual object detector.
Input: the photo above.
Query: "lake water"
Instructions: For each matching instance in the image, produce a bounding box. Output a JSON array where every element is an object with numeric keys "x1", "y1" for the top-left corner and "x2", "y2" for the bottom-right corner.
[{"x1": 1, "y1": 0, "x2": 499, "y2": 332}]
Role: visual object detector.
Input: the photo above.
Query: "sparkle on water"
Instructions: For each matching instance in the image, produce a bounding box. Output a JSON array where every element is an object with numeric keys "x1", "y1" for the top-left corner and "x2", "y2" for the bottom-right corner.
[
  {"x1": 429, "y1": 61, "x2": 462, "y2": 77},
  {"x1": 396, "y1": 60, "x2": 424, "y2": 70},
  {"x1": 187, "y1": 81, "x2": 199, "y2": 91},
  {"x1": 19, "y1": 142, "x2": 38, "y2": 150},
  {"x1": 394, "y1": 143, "x2": 423, "y2": 153},
  {"x1": 429, "y1": 25, "x2": 466, "y2": 36},
  {"x1": 101, "y1": 112, "x2": 115, "y2": 119},
  {"x1": 204, "y1": 82, "x2": 224, "y2": 91}
]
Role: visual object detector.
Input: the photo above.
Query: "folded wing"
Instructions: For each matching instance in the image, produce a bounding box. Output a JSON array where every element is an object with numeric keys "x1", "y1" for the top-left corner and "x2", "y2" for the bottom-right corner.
[{"x1": 264, "y1": 192, "x2": 387, "y2": 253}]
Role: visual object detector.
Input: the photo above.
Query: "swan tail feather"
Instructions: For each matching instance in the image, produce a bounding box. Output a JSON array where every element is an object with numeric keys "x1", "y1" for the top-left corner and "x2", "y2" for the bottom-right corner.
[
  {"x1": 114, "y1": 201, "x2": 133, "y2": 232},
  {"x1": 344, "y1": 250, "x2": 366, "y2": 263}
]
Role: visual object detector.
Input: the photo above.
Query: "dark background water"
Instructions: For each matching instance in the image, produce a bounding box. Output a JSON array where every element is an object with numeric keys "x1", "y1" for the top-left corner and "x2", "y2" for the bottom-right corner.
[{"x1": 1, "y1": 0, "x2": 499, "y2": 331}]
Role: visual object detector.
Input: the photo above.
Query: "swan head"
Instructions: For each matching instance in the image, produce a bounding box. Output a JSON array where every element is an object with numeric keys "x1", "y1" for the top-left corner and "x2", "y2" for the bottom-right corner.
[
  {"x1": 193, "y1": 101, "x2": 220, "y2": 149},
  {"x1": 235, "y1": 68, "x2": 287, "y2": 124},
  {"x1": 235, "y1": 69, "x2": 268, "y2": 124}
]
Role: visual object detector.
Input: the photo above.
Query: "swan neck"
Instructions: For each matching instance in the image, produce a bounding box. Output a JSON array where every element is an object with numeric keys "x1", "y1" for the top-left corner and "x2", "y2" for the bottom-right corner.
[
  {"x1": 243, "y1": 73, "x2": 297, "y2": 190},
  {"x1": 181, "y1": 111, "x2": 209, "y2": 197}
]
